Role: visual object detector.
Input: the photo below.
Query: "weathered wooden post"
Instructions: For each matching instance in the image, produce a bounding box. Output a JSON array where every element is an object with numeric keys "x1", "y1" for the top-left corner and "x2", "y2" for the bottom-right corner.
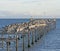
[
  {"x1": 27, "y1": 24, "x2": 30, "y2": 48},
  {"x1": 22, "y1": 30, "x2": 26, "y2": 51},
  {"x1": 40, "y1": 27, "x2": 43, "y2": 39},
  {"x1": 31, "y1": 29, "x2": 34, "y2": 45},
  {"x1": 42, "y1": 27, "x2": 44, "y2": 36},
  {"x1": 22, "y1": 34, "x2": 24, "y2": 51},
  {"x1": 44, "y1": 26, "x2": 46, "y2": 35},
  {"x1": 7, "y1": 39, "x2": 10, "y2": 51},
  {"x1": 1, "y1": 34, "x2": 4, "y2": 48},
  {"x1": 36, "y1": 27, "x2": 39, "y2": 41},
  {"x1": 38, "y1": 27, "x2": 41, "y2": 40},
  {"x1": 35, "y1": 27, "x2": 37, "y2": 42},
  {"x1": 28, "y1": 29, "x2": 30, "y2": 48},
  {"x1": 44, "y1": 25, "x2": 47, "y2": 35},
  {"x1": 40, "y1": 29, "x2": 42, "y2": 39},
  {"x1": 37, "y1": 27, "x2": 39, "y2": 40},
  {"x1": 16, "y1": 35, "x2": 18, "y2": 51},
  {"x1": 37, "y1": 27, "x2": 40, "y2": 40},
  {"x1": 2, "y1": 30, "x2": 4, "y2": 48}
]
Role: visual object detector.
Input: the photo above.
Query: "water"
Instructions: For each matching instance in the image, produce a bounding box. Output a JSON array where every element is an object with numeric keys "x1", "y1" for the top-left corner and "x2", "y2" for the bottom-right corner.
[{"x1": 0, "y1": 19, "x2": 30, "y2": 28}]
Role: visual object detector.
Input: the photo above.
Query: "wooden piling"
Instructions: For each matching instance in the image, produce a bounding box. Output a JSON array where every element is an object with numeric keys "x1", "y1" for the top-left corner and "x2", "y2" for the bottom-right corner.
[
  {"x1": 28, "y1": 31, "x2": 30, "y2": 48},
  {"x1": 31, "y1": 30, "x2": 34, "y2": 45},
  {"x1": 7, "y1": 40, "x2": 10, "y2": 51},
  {"x1": 36, "y1": 28, "x2": 39, "y2": 41},
  {"x1": 37, "y1": 28, "x2": 39, "y2": 40},
  {"x1": 16, "y1": 35, "x2": 18, "y2": 51},
  {"x1": 37, "y1": 27, "x2": 40, "y2": 40},
  {"x1": 2, "y1": 34, "x2": 4, "y2": 48},
  {"x1": 22, "y1": 34, "x2": 25, "y2": 51},
  {"x1": 35, "y1": 28, "x2": 37, "y2": 42}
]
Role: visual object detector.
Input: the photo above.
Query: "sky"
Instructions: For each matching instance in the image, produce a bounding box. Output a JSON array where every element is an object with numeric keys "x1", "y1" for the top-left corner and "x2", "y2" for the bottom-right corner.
[{"x1": 0, "y1": 0, "x2": 60, "y2": 18}]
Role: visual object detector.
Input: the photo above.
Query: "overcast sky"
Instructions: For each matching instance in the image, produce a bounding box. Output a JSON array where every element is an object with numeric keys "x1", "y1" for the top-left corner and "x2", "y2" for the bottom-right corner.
[{"x1": 0, "y1": 0, "x2": 60, "y2": 18}]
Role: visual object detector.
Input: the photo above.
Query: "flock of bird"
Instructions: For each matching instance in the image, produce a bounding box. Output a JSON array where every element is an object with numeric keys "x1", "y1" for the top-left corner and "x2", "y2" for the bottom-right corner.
[
  {"x1": 0, "y1": 18, "x2": 56, "y2": 51},
  {"x1": 0, "y1": 19, "x2": 56, "y2": 34}
]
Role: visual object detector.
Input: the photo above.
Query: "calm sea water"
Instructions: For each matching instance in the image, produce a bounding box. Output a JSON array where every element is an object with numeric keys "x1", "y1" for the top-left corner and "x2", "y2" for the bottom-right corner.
[
  {"x1": 0, "y1": 19, "x2": 59, "y2": 28},
  {"x1": 0, "y1": 19, "x2": 30, "y2": 28}
]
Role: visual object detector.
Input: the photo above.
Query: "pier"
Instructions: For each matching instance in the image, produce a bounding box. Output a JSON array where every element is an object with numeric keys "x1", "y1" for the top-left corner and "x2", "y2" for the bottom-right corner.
[{"x1": 0, "y1": 19, "x2": 56, "y2": 51}]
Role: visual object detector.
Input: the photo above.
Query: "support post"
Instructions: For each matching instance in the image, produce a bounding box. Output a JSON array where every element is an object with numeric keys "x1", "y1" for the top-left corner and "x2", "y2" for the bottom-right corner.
[
  {"x1": 2, "y1": 35, "x2": 4, "y2": 48},
  {"x1": 37, "y1": 28, "x2": 39, "y2": 40},
  {"x1": 22, "y1": 34, "x2": 25, "y2": 51},
  {"x1": 28, "y1": 31, "x2": 30, "y2": 48},
  {"x1": 35, "y1": 28, "x2": 37, "y2": 42},
  {"x1": 7, "y1": 40, "x2": 10, "y2": 51},
  {"x1": 31, "y1": 30, "x2": 34, "y2": 45},
  {"x1": 16, "y1": 35, "x2": 18, "y2": 51}
]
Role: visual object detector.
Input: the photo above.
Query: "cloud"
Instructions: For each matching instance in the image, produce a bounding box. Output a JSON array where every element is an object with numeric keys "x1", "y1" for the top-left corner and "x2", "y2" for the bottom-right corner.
[{"x1": 0, "y1": 0, "x2": 60, "y2": 18}]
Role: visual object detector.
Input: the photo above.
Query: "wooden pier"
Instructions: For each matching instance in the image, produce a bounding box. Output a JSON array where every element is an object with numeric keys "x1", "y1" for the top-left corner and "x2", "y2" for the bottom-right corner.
[{"x1": 0, "y1": 19, "x2": 56, "y2": 51}]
